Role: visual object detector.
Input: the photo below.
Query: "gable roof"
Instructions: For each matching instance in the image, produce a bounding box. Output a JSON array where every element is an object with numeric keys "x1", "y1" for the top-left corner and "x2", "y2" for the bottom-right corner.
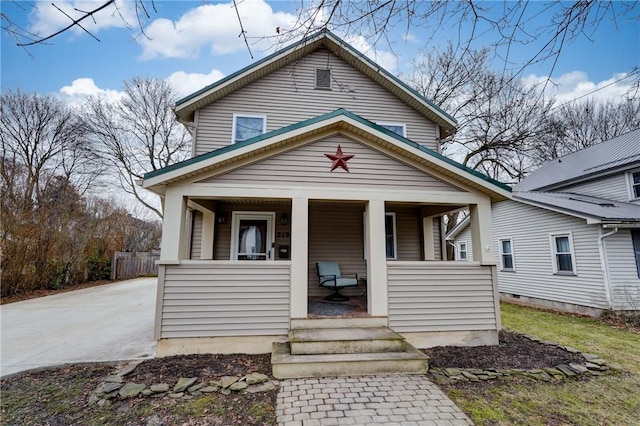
[
  {"x1": 143, "y1": 109, "x2": 510, "y2": 200},
  {"x1": 174, "y1": 29, "x2": 457, "y2": 137},
  {"x1": 513, "y1": 191, "x2": 640, "y2": 225},
  {"x1": 445, "y1": 216, "x2": 471, "y2": 241},
  {"x1": 515, "y1": 129, "x2": 640, "y2": 191}
]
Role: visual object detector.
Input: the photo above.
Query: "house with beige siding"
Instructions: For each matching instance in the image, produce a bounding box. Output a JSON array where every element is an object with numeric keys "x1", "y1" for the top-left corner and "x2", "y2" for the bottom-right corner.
[
  {"x1": 451, "y1": 130, "x2": 640, "y2": 316},
  {"x1": 141, "y1": 30, "x2": 511, "y2": 377}
]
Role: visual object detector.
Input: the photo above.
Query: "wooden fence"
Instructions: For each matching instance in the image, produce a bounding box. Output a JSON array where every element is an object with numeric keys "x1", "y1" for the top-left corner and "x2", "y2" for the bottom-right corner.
[{"x1": 111, "y1": 251, "x2": 160, "y2": 280}]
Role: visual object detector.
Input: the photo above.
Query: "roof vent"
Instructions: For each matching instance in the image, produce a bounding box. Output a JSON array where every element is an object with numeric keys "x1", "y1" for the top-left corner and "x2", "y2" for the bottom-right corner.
[{"x1": 315, "y1": 69, "x2": 331, "y2": 89}]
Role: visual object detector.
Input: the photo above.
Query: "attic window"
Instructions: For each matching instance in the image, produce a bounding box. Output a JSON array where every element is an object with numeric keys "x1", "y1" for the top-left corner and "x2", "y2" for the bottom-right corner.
[{"x1": 315, "y1": 69, "x2": 331, "y2": 90}]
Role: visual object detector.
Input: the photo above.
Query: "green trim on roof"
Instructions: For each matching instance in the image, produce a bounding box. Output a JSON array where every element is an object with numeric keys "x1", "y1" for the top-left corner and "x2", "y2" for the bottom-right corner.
[
  {"x1": 143, "y1": 109, "x2": 510, "y2": 193},
  {"x1": 174, "y1": 29, "x2": 456, "y2": 125}
]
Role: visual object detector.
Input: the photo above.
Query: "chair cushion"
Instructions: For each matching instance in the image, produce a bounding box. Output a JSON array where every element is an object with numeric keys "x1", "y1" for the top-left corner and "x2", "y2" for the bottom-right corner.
[{"x1": 316, "y1": 261, "x2": 342, "y2": 278}]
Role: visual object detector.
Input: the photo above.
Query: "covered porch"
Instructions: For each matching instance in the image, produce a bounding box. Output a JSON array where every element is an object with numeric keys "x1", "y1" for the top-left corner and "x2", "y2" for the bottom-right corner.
[{"x1": 154, "y1": 186, "x2": 500, "y2": 355}]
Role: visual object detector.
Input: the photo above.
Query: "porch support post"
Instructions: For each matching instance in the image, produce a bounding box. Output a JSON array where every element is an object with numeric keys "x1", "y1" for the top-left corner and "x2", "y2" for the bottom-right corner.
[
  {"x1": 366, "y1": 199, "x2": 388, "y2": 316},
  {"x1": 200, "y1": 211, "x2": 215, "y2": 259},
  {"x1": 160, "y1": 189, "x2": 187, "y2": 261},
  {"x1": 422, "y1": 217, "x2": 435, "y2": 260},
  {"x1": 290, "y1": 197, "x2": 309, "y2": 318},
  {"x1": 470, "y1": 199, "x2": 495, "y2": 264}
]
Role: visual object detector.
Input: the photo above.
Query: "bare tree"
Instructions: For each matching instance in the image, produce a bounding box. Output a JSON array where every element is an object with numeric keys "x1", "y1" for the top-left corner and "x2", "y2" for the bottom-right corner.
[
  {"x1": 534, "y1": 98, "x2": 640, "y2": 163},
  {"x1": 84, "y1": 77, "x2": 191, "y2": 218},
  {"x1": 405, "y1": 46, "x2": 554, "y2": 183},
  {"x1": 283, "y1": 1, "x2": 639, "y2": 83},
  {"x1": 0, "y1": 89, "x2": 99, "y2": 203}
]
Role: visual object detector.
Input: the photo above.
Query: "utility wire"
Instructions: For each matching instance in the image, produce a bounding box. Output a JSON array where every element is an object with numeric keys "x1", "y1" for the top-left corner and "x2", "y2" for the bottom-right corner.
[{"x1": 549, "y1": 68, "x2": 639, "y2": 110}]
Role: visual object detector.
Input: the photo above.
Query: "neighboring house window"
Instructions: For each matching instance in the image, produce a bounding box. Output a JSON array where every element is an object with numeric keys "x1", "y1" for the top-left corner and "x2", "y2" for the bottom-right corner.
[
  {"x1": 550, "y1": 233, "x2": 577, "y2": 274},
  {"x1": 499, "y1": 238, "x2": 515, "y2": 271},
  {"x1": 232, "y1": 114, "x2": 266, "y2": 143},
  {"x1": 457, "y1": 241, "x2": 468, "y2": 260},
  {"x1": 632, "y1": 230, "x2": 640, "y2": 277},
  {"x1": 315, "y1": 69, "x2": 331, "y2": 89},
  {"x1": 363, "y1": 212, "x2": 397, "y2": 260},
  {"x1": 629, "y1": 170, "x2": 640, "y2": 200},
  {"x1": 377, "y1": 123, "x2": 407, "y2": 137}
]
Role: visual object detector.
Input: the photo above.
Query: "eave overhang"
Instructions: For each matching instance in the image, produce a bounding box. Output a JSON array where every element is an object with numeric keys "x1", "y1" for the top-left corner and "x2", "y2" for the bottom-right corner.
[
  {"x1": 143, "y1": 109, "x2": 510, "y2": 202},
  {"x1": 174, "y1": 29, "x2": 457, "y2": 138}
]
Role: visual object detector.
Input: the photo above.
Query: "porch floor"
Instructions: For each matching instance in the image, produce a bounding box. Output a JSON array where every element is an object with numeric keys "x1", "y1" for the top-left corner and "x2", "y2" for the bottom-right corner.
[{"x1": 308, "y1": 296, "x2": 368, "y2": 318}]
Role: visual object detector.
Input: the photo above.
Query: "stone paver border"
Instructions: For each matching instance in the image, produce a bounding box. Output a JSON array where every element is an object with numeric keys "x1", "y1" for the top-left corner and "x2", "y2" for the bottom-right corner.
[{"x1": 276, "y1": 375, "x2": 473, "y2": 426}]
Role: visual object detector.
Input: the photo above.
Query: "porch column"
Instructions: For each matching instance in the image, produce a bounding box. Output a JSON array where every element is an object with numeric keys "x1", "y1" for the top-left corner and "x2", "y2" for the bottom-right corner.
[
  {"x1": 422, "y1": 217, "x2": 435, "y2": 260},
  {"x1": 470, "y1": 199, "x2": 495, "y2": 264},
  {"x1": 200, "y1": 210, "x2": 215, "y2": 259},
  {"x1": 290, "y1": 197, "x2": 309, "y2": 318},
  {"x1": 365, "y1": 199, "x2": 388, "y2": 316},
  {"x1": 160, "y1": 189, "x2": 187, "y2": 261}
]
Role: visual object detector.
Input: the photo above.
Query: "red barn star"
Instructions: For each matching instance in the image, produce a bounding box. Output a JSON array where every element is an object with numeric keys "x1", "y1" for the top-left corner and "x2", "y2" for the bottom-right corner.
[{"x1": 324, "y1": 145, "x2": 355, "y2": 172}]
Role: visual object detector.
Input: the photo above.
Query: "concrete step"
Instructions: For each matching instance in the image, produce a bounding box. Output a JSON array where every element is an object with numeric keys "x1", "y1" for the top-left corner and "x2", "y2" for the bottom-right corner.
[
  {"x1": 289, "y1": 327, "x2": 405, "y2": 355},
  {"x1": 271, "y1": 342, "x2": 429, "y2": 379},
  {"x1": 290, "y1": 317, "x2": 388, "y2": 330}
]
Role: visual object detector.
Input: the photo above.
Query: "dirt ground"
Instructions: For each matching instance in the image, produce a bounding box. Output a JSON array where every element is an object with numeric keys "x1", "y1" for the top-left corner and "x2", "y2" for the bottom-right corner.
[{"x1": 1, "y1": 331, "x2": 594, "y2": 426}]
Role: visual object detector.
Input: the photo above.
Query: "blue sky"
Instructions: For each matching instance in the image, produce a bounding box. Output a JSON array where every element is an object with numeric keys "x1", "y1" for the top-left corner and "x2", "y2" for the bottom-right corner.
[{"x1": 2, "y1": 1, "x2": 639, "y2": 105}]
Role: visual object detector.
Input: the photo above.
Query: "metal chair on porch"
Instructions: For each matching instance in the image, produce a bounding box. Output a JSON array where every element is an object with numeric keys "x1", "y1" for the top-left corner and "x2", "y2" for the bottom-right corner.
[{"x1": 316, "y1": 261, "x2": 358, "y2": 301}]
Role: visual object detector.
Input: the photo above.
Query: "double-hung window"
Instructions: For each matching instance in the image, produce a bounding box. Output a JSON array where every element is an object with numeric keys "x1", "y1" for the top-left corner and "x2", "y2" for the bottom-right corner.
[
  {"x1": 232, "y1": 114, "x2": 266, "y2": 143},
  {"x1": 499, "y1": 238, "x2": 515, "y2": 271},
  {"x1": 457, "y1": 241, "x2": 468, "y2": 260},
  {"x1": 550, "y1": 233, "x2": 577, "y2": 274},
  {"x1": 377, "y1": 123, "x2": 407, "y2": 137},
  {"x1": 629, "y1": 170, "x2": 640, "y2": 200},
  {"x1": 632, "y1": 230, "x2": 640, "y2": 277}
]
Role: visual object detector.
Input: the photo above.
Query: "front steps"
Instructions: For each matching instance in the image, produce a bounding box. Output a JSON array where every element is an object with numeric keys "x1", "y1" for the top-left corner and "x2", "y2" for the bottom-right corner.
[{"x1": 271, "y1": 318, "x2": 429, "y2": 379}]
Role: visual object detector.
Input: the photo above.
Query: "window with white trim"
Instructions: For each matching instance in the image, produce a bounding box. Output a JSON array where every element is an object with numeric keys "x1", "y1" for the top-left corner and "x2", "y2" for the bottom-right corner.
[
  {"x1": 632, "y1": 230, "x2": 640, "y2": 277},
  {"x1": 363, "y1": 212, "x2": 397, "y2": 260},
  {"x1": 550, "y1": 233, "x2": 577, "y2": 274},
  {"x1": 232, "y1": 114, "x2": 266, "y2": 143},
  {"x1": 499, "y1": 238, "x2": 515, "y2": 271},
  {"x1": 629, "y1": 170, "x2": 640, "y2": 200},
  {"x1": 457, "y1": 241, "x2": 468, "y2": 260},
  {"x1": 377, "y1": 123, "x2": 407, "y2": 137}
]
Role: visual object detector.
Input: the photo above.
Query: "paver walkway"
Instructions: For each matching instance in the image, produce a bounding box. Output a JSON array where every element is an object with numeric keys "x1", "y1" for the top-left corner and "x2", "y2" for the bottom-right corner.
[{"x1": 276, "y1": 375, "x2": 473, "y2": 425}]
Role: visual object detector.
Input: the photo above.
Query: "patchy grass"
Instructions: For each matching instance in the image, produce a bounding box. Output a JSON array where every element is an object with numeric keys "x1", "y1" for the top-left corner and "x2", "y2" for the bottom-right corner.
[
  {"x1": 1, "y1": 359, "x2": 277, "y2": 426},
  {"x1": 444, "y1": 303, "x2": 640, "y2": 426}
]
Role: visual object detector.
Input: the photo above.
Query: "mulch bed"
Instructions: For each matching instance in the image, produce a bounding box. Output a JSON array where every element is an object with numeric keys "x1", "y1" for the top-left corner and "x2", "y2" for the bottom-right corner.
[
  {"x1": 423, "y1": 330, "x2": 585, "y2": 370},
  {"x1": 0, "y1": 280, "x2": 115, "y2": 305}
]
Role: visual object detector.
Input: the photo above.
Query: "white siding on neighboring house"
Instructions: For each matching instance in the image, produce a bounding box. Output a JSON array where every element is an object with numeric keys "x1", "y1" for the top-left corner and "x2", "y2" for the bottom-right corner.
[
  {"x1": 387, "y1": 263, "x2": 497, "y2": 332},
  {"x1": 159, "y1": 262, "x2": 290, "y2": 338},
  {"x1": 194, "y1": 49, "x2": 439, "y2": 155},
  {"x1": 604, "y1": 228, "x2": 640, "y2": 310},
  {"x1": 558, "y1": 173, "x2": 630, "y2": 202},
  {"x1": 455, "y1": 224, "x2": 473, "y2": 261},
  {"x1": 202, "y1": 136, "x2": 463, "y2": 192},
  {"x1": 492, "y1": 200, "x2": 608, "y2": 309}
]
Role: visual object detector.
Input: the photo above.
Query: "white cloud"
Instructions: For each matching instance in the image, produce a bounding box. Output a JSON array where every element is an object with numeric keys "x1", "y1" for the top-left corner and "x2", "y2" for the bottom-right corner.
[
  {"x1": 138, "y1": 0, "x2": 297, "y2": 60},
  {"x1": 29, "y1": 1, "x2": 135, "y2": 38},
  {"x1": 401, "y1": 33, "x2": 417, "y2": 42},
  {"x1": 166, "y1": 69, "x2": 226, "y2": 98},
  {"x1": 523, "y1": 71, "x2": 635, "y2": 106},
  {"x1": 59, "y1": 77, "x2": 125, "y2": 105},
  {"x1": 342, "y1": 35, "x2": 398, "y2": 73}
]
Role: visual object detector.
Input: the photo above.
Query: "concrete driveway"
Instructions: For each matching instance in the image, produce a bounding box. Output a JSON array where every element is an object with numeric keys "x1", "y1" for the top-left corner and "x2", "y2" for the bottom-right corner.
[{"x1": 1, "y1": 277, "x2": 157, "y2": 377}]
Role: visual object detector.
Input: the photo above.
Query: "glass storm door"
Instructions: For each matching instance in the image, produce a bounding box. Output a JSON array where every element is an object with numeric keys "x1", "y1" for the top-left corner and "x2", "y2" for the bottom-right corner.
[{"x1": 232, "y1": 213, "x2": 275, "y2": 260}]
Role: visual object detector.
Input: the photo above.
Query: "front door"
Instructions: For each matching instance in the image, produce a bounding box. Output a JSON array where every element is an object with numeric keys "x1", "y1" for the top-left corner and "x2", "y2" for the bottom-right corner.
[{"x1": 231, "y1": 212, "x2": 275, "y2": 260}]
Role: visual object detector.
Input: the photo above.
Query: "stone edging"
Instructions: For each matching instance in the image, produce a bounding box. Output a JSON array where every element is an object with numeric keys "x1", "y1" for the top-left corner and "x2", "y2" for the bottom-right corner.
[
  {"x1": 88, "y1": 361, "x2": 279, "y2": 407},
  {"x1": 429, "y1": 335, "x2": 623, "y2": 385}
]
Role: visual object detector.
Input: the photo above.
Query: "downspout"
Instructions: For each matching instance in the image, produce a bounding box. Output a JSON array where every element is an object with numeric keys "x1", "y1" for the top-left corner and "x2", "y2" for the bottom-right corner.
[{"x1": 598, "y1": 226, "x2": 619, "y2": 310}]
